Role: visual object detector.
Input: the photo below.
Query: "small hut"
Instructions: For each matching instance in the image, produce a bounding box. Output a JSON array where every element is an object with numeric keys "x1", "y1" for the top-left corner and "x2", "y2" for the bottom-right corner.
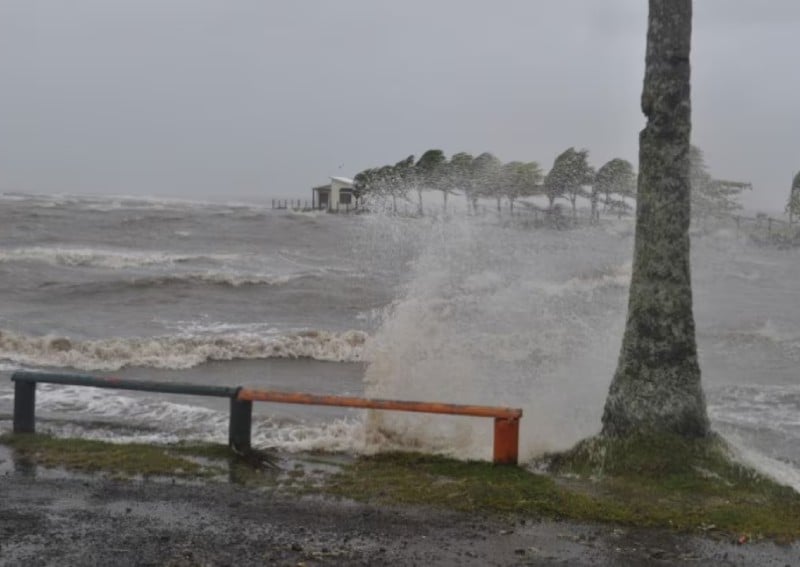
[{"x1": 312, "y1": 177, "x2": 359, "y2": 211}]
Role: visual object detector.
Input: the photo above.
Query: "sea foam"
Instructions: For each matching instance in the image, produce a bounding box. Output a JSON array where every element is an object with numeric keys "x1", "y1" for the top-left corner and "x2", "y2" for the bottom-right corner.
[{"x1": 0, "y1": 328, "x2": 368, "y2": 371}]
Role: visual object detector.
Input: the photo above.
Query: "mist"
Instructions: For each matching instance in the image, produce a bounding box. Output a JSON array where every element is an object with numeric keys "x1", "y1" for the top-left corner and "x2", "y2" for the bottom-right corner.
[{"x1": 0, "y1": 1, "x2": 797, "y2": 212}]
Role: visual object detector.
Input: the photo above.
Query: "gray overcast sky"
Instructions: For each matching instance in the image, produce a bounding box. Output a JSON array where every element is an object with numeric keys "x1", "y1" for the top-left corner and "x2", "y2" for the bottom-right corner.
[{"x1": 0, "y1": 1, "x2": 797, "y2": 211}]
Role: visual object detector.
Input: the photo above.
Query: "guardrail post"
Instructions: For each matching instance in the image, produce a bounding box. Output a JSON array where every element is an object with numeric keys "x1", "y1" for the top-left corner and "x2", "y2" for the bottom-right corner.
[
  {"x1": 229, "y1": 397, "x2": 252, "y2": 451},
  {"x1": 493, "y1": 417, "x2": 519, "y2": 465},
  {"x1": 13, "y1": 380, "x2": 36, "y2": 433}
]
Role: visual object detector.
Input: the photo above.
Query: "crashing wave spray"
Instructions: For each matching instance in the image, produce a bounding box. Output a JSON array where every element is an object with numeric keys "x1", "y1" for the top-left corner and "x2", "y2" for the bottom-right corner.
[{"x1": 362, "y1": 214, "x2": 632, "y2": 461}]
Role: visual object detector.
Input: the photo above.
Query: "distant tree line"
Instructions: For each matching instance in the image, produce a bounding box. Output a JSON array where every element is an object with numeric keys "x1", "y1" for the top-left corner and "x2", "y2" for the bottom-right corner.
[{"x1": 354, "y1": 146, "x2": 748, "y2": 221}]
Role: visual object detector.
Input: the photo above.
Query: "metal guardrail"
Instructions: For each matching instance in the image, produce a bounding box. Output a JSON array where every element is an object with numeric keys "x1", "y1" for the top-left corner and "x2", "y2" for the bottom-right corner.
[
  {"x1": 12, "y1": 371, "x2": 237, "y2": 397},
  {"x1": 10, "y1": 371, "x2": 522, "y2": 465}
]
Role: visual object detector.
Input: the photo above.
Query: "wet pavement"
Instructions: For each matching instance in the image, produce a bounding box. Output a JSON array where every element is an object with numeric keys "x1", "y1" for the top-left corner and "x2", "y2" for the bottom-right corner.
[{"x1": 1, "y1": 447, "x2": 799, "y2": 566}]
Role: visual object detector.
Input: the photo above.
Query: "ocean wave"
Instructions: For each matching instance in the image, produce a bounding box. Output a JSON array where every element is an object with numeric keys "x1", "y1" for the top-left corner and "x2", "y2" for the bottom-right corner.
[
  {"x1": 285, "y1": 210, "x2": 323, "y2": 220},
  {"x1": 1, "y1": 192, "x2": 270, "y2": 212},
  {"x1": 0, "y1": 328, "x2": 369, "y2": 371},
  {"x1": 0, "y1": 361, "x2": 23, "y2": 373},
  {"x1": 74, "y1": 271, "x2": 311, "y2": 291},
  {"x1": 709, "y1": 384, "x2": 800, "y2": 491},
  {"x1": 709, "y1": 384, "x2": 800, "y2": 431},
  {"x1": 720, "y1": 320, "x2": 800, "y2": 354},
  {"x1": 134, "y1": 272, "x2": 305, "y2": 288},
  {"x1": 752, "y1": 320, "x2": 800, "y2": 343},
  {"x1": 0, "y1": 246, "x2": 236, "y2": 269},
  {"x1": 529, "y1": 262, "x2": 632, "y2": 296}
]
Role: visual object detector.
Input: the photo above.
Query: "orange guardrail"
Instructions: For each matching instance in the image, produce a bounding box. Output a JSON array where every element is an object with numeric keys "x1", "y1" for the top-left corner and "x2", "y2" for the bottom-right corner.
[{"x1": 236, "y1": 388, "x2": 522, "y2": 465}]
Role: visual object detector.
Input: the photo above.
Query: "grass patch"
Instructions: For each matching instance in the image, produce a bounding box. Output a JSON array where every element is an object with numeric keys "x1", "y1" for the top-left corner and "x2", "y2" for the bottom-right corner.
[
  {"x1": 325, "y1": 434, "x2": 800, "y2": 541},
  {"x1": 0, "y1": 433, "x2": 282, "y2": 481},
  {"x1": 324, "y1": 452, "x2": 617, "y2": 519},
  {"x1": 546, "y1": 433, "x2": 800, "y2": 540}
]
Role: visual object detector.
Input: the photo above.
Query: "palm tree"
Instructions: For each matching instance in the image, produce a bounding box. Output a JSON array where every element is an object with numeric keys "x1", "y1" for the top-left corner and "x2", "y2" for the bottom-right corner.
[
  {"x1": 602, "y1": 0, "x2": 709, "y2": 438},
  {"x1": 593, "y1": 158, "x2": 636, "y2": 220},
  {"x1": 471, "y1": 152, "x2": 502, "y2": 215},
  {"x1": 414, "y1": 149, "x2": 447, "y2": 215},
  {"x1": 544, "y1": 148, "x2": 594, "y2": 219},
  {"x1": 502, "y1": 161, "x2": 543, "y2": 214},
  {"x1": 414, "y1": 150, "x2": 449, "y2": 214},
  {"x1": 449, "y1": 152, "x2": 476, "y2": 214}
]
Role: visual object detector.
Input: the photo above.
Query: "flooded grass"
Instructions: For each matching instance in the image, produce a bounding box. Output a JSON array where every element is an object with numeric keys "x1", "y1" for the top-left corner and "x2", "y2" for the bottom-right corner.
[
  {"x1": 0, "y1": 433, "x2": 341, "y2": 489},
  {"x1": 0, "y1": 433, "x2": 225, "y2": 479},
  {"x1": 3, "y1": 432, "x2": 800, "y2": 541}
]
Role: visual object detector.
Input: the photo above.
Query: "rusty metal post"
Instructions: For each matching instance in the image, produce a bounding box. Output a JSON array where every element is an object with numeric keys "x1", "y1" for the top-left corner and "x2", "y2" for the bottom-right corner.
[
  {"x1": 229, "y1": 397, "x2": 252, "y2": 451},
  {"x1": 13, "y1": 380, "x2": 36, "y2": 433},
  {"x1": 492, "y1": 417, "x2": 519, "y2": 465}
]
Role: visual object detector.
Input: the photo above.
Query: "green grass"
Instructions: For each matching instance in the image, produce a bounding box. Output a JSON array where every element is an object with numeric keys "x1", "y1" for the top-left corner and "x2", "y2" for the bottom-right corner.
[
  {"x1": 544, "y1": 433, "x2": 800, "y2": 540},
  {"x1": 325, "y1": 434, "x2": 800, "y2": 542},
  {"x1": 324, "y1": 452, "x2": 620, "y2": 519}
]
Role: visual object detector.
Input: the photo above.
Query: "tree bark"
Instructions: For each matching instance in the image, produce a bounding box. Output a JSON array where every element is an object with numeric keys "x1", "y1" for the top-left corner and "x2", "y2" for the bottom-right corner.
[{"x1": 601, "y1": 0, "x2": 709, "y2": 438}]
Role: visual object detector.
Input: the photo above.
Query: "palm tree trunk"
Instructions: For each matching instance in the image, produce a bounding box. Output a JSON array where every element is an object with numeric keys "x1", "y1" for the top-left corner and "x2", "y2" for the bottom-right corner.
[{"x1": 602, "y1": 0, "x2": 708, "y2": 438}]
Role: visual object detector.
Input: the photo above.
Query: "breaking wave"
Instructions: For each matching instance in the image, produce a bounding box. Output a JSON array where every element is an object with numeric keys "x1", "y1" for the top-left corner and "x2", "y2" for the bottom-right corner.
[
  {"x1": 0, "y1": 246, "x2": 236, "y2": 269},
  {"x1": 751, "y1": 319, "x2": 800, "y2": 344},
  {"x1": 719, "y1": 320, "x2": 800, "y2": 360},
  {"x1": 532, "y1": 262, "x2": 631, "y2": 296},
  {"x1": 128, "y1": 272, "x2": 308, "y2": 288},
  {"x1": 0, "y1": 328, "x2": 369, "y2": 371},
  {"x1": 54, "y1": 271, "x2": 313, "y2": 293}
]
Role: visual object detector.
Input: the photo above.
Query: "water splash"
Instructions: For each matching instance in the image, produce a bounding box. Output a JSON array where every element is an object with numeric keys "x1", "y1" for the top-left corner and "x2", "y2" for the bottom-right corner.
[{"x1": 362, "y1": 215, "x2": 631, "y2": 460}]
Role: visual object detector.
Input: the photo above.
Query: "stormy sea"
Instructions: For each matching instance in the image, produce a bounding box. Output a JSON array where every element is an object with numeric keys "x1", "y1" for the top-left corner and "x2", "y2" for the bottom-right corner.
[{"x1": 1, "y1": 192, "x2": 798, "y2": 489}]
